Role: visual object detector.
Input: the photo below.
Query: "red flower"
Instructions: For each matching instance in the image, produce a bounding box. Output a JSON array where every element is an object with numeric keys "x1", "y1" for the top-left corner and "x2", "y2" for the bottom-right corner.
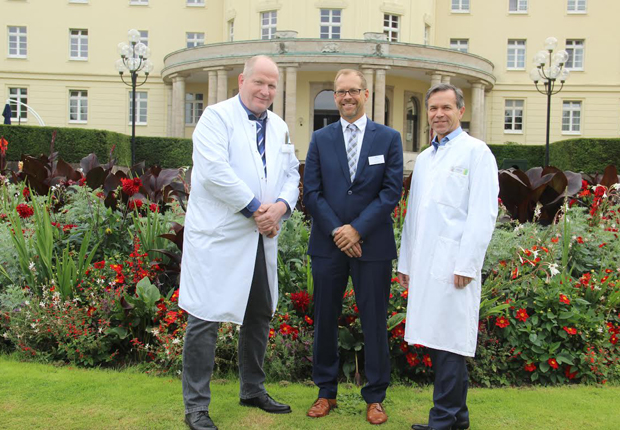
[
  {"x1": 599, "y1": 242, "x2": 607, "y2": 248},
  {"x1": 548, "y1": 358, "x2": 559, "y2": 370},
  {"x1": 304, "y1": 315, "x2": 313, "y2": 325},
  {"x1": 401, "y1": 289, "x2": 408, "y2": 299},
  {"x1": 16, "y1": 203, "x2": 34, "y2": 219},
  {"x1": 170, "y1": 289, "x2": 179, "y2": 303},
  {"x1": 128, "y1": 199, "x2": 143, "y2": 211},
  {"x1": 86, "y1": 306, "x2": 96, "y2": 317},
  {"x1": 93, "y1": 261, "x2": 106, "y2": 269},
  {"x1": 269, "y1": 328, "x2": 275, "y2": 338},
  {"x1": 121, "y1": 177, "x2": 142, "y2": 196},
  {"x1": 279, "y1": 323, "x2": 293, "y2": 336},
  {"x1": 564, "y1": 366, "x2": 577, "y2": 380},
  {"x1": 422, "y1": 354, "x2": 432, "y2": 367},
  {"x1": 511, "y1": 267, "x2": 519, "y2": 279},
  {"x1": 78, "y1": 177, "x2": 87, "y2": 186},
  {"x1": 0, "y1": 137, "x2": 7, "y2": 156},
  {"x1": 515, "y1": 308, "x2": 529, "y2": 322},
  {"x1": 563, "y1": 326, "x2": 577, "y2": 335},
  {"x1": 290, "y1": 291, "x2": 311, "y2": 312},
  {"x1": 524, "y1": 362, "x2": 536, "y2": 372},
  {"x1": 22, "y1": 187, "x2": 30, "y2": 198},
  {"x1": 611, "y1": 334, "x2": 618, "y2": 345},
  {"x1": 164, "y1": 311, "x2": 178, "y2": 325},
  {"x1": 62, "y1": 224, "x2": 77, "y2": 233},
  {"x1": 149, "y1": 203, "x2": 159, "y2": 212},
  {"x1": 399, "y1": 341, "x2": 409, "y2": 353},
  {"x1": 594, "y1": 185, "x2": 606, "y2": 198},
  {"x1": 391, "y1": 324, "x2": 405, "y2": 338},
  {"x1": 559, "y1": 294, "x2": 571, "y2": 305},
  {"x1": 406, "y1": 352, "x2": 420, "y2": 367},
  {"x1": 551, "y1": 237, "x2": 560, "y2": 243},
  {"x1": 495, "y1": 316, "x2": 510, "y2": 328},
  {"x1": 576, "y1": 237, "x2": 584, "y2": 244}
]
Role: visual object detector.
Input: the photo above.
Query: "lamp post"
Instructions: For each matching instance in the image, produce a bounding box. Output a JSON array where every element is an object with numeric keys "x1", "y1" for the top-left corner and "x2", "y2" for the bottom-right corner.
[
  {"x1": 529, "y1": 36, "x2": 570, "y2": 167},
  {"x1": 115, "y1": 29, "x2": 154, "y2": 167}
]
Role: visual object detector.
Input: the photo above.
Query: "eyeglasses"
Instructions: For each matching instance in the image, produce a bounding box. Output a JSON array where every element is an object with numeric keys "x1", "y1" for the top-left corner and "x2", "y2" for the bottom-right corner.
[{"x1": 334, "y1": 88, "x2": 365, "y2": 97}]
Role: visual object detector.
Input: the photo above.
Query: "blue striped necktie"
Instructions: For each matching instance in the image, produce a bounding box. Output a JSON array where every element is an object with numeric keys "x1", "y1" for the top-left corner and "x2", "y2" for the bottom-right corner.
[{"x1": 250, "y1": 114, "x2": 267, "y2": 177}]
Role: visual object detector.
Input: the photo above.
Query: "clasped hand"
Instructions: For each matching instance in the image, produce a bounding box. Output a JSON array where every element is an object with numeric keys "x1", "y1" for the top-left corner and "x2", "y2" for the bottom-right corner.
[
  {"x1": 253, "y1": 202, "x2": 287, "y2": 238},
  {"x1": 334, "y1": 224, "x2": 362, "y2": 258}
]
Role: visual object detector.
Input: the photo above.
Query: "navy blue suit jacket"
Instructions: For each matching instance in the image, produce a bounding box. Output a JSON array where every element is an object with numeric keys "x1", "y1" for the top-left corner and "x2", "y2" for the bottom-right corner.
[{"x1": 303, "y1": 118, "x2": 403, "y2": 261}]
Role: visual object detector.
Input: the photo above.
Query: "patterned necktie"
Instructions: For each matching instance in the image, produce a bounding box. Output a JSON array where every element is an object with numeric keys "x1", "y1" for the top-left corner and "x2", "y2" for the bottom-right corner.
[
  {"x1": 251, "y1": 115, "x2": 267, "y2": 177},
  {"x1": 346, "y1": 123, "x2": 359, "y2": 181}
]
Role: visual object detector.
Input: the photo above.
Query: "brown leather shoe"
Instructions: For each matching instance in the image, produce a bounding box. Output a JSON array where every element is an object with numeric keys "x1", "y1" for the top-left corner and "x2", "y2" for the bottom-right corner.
[
  {"x1": 366, "y1": 403, "x2": 388, "y2": 425},
  {"x1": 306, "y1": 398, "x2": 337, "y2": 418}
]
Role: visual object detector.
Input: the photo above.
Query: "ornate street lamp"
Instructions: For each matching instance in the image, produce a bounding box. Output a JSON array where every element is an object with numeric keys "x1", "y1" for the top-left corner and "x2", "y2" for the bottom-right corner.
[
  {"x1": 115, "y1": 29, "x2": 154, "y2": 167},
  {"x1": 529, "y1": 36, "x2": 570, "y2": 167}
]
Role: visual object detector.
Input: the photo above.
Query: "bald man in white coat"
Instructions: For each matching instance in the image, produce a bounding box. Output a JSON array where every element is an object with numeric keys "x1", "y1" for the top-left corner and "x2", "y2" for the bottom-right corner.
[
  {"x1": 398, "y1": 84, "x2": 498, "y2": 430},
  {"x1": 179, "y1": 56, "x2": 300, "y2": 430}
]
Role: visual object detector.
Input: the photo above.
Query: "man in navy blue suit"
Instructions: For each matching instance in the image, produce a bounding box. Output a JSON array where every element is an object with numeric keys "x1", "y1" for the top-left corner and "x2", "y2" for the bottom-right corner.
[{"x1": 303, "y1": 69, "x2": 403, "y2": 425}]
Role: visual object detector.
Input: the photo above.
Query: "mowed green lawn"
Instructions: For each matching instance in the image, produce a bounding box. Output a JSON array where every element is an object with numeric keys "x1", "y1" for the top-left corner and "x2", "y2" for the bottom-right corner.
[{"x1": 0, "y1": 355, "x2": 617, "y2": 430}]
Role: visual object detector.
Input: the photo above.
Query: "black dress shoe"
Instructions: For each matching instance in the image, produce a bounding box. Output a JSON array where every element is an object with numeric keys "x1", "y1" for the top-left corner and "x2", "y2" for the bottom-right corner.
[
  {"x1": 240, "y1": 393, "x2": 292, "y2": 414},
  {"x1": 185, "y1": 411, "x2": 217, "y2": 430},
  {"x1": 453, "y1": 420, "x2": 470, "y2": 430}
]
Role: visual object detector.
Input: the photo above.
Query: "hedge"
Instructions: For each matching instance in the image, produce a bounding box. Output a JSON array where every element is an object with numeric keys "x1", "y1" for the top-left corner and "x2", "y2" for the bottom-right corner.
[
  {"x1": 488, "y1": 144, "x2": 545, "y2": 170},
  {"x1": 134, "y1": 136, "x2": 193, "y2": 168},
  {"x1": 0, "y1": 124, "x2": 131, "y2": 167},
  {"x1": 549, "y1": 138, "x2": 620, "y2": 173}
]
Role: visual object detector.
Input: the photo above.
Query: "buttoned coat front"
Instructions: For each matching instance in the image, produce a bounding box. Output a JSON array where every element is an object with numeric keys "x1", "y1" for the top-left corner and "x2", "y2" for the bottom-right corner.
[
  {"x1": 179, "y1": 95, "x2": 300, "y2": 324},
  {"x1": 397, "y1": 132, "x2": 498, "y2": 357}
]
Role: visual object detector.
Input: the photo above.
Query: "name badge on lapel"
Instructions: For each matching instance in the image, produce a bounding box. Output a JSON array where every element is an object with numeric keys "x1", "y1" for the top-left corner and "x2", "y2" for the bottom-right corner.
[
  {"x1": 282, "y1": 131, "x2": 295, "y2": 153},
  {"x1": 369, "y1": 155, "x2": 385, "y2": 165}
]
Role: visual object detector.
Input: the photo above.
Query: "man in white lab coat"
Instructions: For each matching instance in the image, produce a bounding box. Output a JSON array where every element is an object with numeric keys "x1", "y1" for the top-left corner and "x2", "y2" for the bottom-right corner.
[
  {"x1": 397, "y1": 84, "x2": 498, "y2": 430},
  {"x1": 179, "y1": 55, "x2": 300, "y2": 430}
]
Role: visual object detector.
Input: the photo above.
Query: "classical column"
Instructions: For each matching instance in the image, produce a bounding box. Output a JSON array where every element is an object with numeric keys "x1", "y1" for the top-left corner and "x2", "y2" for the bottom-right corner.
[
  {"x1": 373, "y1": 68, "x2": 386, "y2": 125},
  {"x1": 207, "y1": 70, "x2": 217, "y2": 106},
  {"x1": 171, "y1": 75, "x2": 186, "y2": 138},
  {"x1": 216, "y1": 69, "x2": 228, "y2": 102},
  {"x1": 361, "y1": 67, "x2": 374, "y2": 119},
  {"x1": 284, "y1": 65, "x2": 298, "y2": 141},
  {"x1": 166, "y1": 83, "x2": 173, "y2": 137},
  {"x1": 430, "y1": 73, "x2": 442, "y2": 87},
  {"x1": 273, "y1": 66, "x2": 284, "y2": 118},
  {"x1": 470, "y1": 82, "x2": 485, "y2": 139},
  {"x1": 441, "y1": 75, "x2": 451, "y2": 84}
]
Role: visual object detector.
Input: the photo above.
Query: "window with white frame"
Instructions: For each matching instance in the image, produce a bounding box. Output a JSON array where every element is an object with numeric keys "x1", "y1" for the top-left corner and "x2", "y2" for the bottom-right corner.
[
  {"x1": 70, "y1": 29, "x2": 88, "y2": 60},
  {"x1": 8, "y1": 88, "x2": 27, "y2": 121},
  {"x1": 186, "y1": 32, "x2": 205, "y2": 48},
  {"x1": 139, "y1": 30, "x2": 149, "y2": 46},
  {"x1": 261, "y1": 11, "x2": 277, "y2": 40},
  {"x1": 69, "y1": 90, "x2": 88, "y2": 123},
  {"x1": 509, "y1": 0, "x2": 528, "y2": 13},
  {"x1": 187, "y1": 0, "x2": 205, "y2": 6},
  {"x1": 567, "y1": 0, "x2": 586, "y2": 13},
  {"x1": 383, "y1": 14, "x2": 399, "y2": 42},
  {"x1": 565, "y1": 39, "x2": 584, "y2": 70},
  {"x1": 507, "y1": 39, "x2": 526, "y2": 69},
  {"x1": 185, "y1": 93, "x2": 204, "y2": 125},
  {"x1": 562, "y1": 101, "x2": 581, "y2": 133},
  {"x1": 7, "y1": 26, "x2": 27, "y2": 58},
  {"x1": 504, "y1": 100, "x2": 524, "y2": 132},
  {"x1": 228, "y1": 20, "x2": 234, "y2": 42},
  {"x1": 320, "y1": 9, "x2": 341, "y2": 39},
  {"x1": 450, "y1": 39, "x2": 468, "y2": 53},
  {"x1": 451, "y1": 0, "x2": 470, "y2": 13},
  {"x1": 129, "y1": 91, "x2": 148, "y2": 125},
  {"x1": 130, "y1": 0, "x2": 149, "y2": 5}
]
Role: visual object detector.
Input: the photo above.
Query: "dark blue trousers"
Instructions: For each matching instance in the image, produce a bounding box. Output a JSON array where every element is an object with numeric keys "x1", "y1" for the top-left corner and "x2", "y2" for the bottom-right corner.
[
  {"x1": 428, "y1": 348, "x2": 469, "y2": 430},
  {"x1": 311, "y1": 254, "x2": 392, "y2": 404}
]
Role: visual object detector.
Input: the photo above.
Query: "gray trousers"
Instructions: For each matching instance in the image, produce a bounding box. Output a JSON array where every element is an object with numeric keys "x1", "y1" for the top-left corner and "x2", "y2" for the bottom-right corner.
[{"x1": 182, "y1": 236, "x2": 273, "y2": 414}]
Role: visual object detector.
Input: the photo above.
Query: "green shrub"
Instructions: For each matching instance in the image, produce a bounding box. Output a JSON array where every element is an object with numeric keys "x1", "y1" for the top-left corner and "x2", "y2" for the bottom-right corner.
[
  {"x1": 550, "y1": 138, "x2": 620, "y2": 173},
  {"x1": 0, "y1": 124, "x2": 131, "y2": 166},
  {"x1": 134, "y1": 136, "x2": 192, "y2": 168},
  {"x1": 488, "y1": 143, "x2": 545, "y2": 170}
]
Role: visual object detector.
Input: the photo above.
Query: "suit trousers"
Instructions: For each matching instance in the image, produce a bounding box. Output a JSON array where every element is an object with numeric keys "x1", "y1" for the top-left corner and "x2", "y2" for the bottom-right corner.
[
  {"x1": 428, "y1": 348, "x2": 469, "y2": 430},
  {"x1": 182, "y1": 236, "x2": 273, "y2": 414},
  {"x1": 311, "y1": 253, "x2": 392, "y2": 404}
]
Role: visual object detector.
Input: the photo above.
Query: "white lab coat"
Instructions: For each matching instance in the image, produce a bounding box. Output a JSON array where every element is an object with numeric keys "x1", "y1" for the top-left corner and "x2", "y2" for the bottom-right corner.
[
  {"x1": 179, "y1": 95, "x2": 300, "y2": 324},
  {"x1": 397, "y1": 132, "x2": 498, "y2": 357}
]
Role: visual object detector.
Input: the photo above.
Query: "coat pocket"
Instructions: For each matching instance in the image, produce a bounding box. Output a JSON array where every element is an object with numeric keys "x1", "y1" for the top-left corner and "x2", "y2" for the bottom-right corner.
[
  {"x1": 430, "y1": 237, "x2": 459, "y2": 284},
  {"x1": 186, "y1": 195, "x2": 230, "y2": 235},
  {"x1": 434, "y1": 170, "x2": 468, "y2": 208}
]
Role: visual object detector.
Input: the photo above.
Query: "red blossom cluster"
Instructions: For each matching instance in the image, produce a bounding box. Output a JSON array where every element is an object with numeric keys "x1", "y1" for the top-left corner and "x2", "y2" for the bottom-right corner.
[
  {"x1": 121, "y1": 177, "x2": 142, "y2": 196},
  {"x1": 290, "y1": 291, "x2": 311, "y2": 312},
  {"x1": 16, "y1": 203, "x2": 34, "y2": 219},
  {"x1": 128, "y1": 199, "x2": 143, "y2": 211}
]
